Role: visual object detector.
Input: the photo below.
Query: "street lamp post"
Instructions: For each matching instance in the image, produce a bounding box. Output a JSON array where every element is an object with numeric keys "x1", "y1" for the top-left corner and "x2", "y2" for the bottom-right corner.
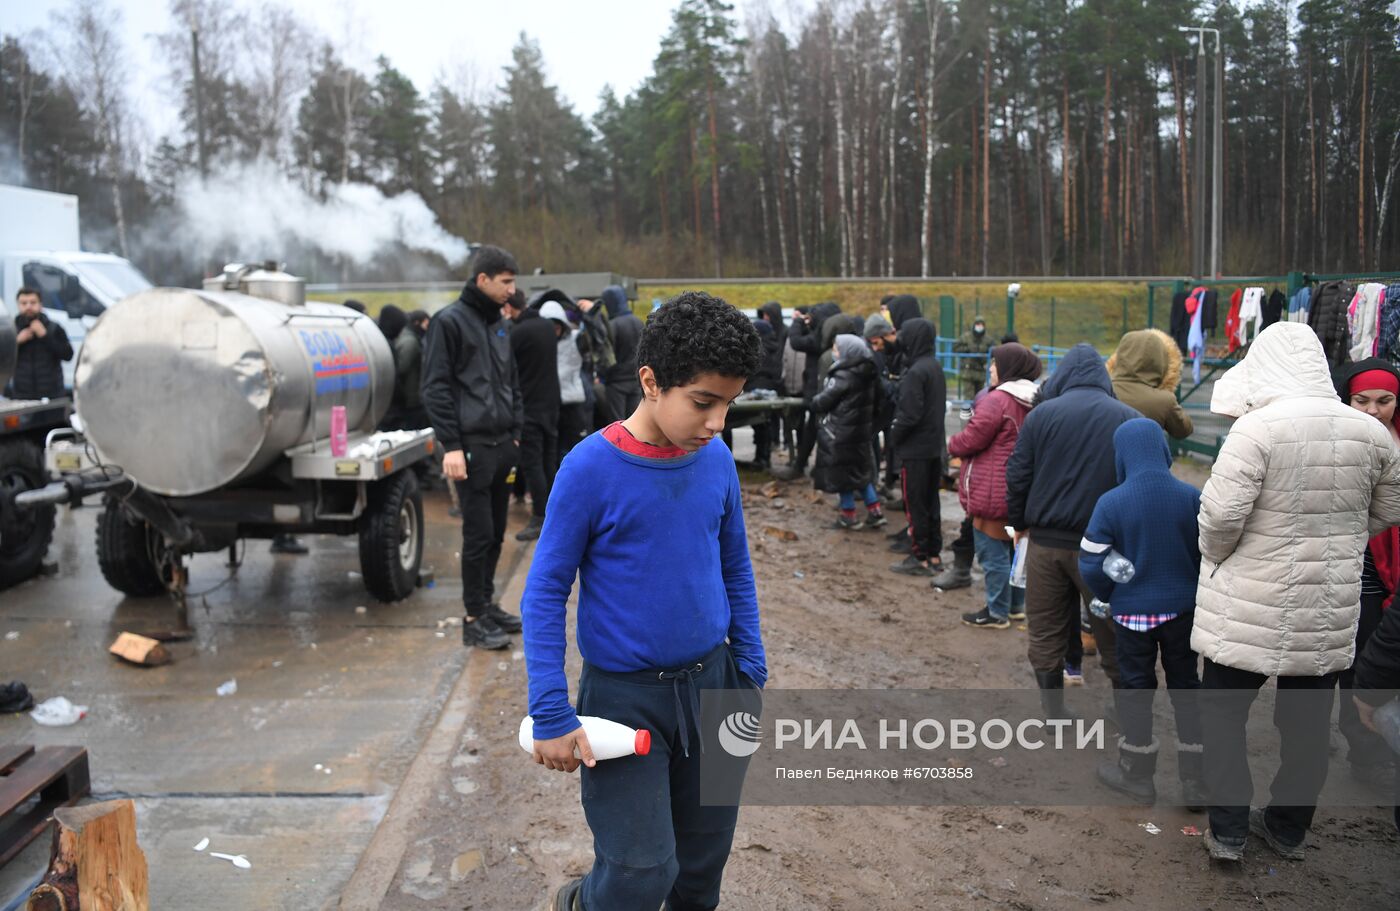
[{"x1": 1179, "y1": 26, "x2": 1223, "y2": 279}]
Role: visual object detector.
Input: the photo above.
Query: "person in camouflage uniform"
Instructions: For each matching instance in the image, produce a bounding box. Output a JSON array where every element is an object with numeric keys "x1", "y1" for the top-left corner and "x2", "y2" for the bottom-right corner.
[{"x1": 953, "y1": 317, "x2": 993, "y2": 400}]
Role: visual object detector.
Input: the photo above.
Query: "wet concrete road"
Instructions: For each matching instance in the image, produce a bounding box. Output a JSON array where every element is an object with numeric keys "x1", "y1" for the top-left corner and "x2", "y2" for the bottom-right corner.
[{"x1": 0, "y1": 487, "x2": 525, "y2": 908}]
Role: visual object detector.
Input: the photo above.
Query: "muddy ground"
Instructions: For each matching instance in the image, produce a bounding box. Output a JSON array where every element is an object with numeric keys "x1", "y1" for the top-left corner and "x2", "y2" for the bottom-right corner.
[{"x1": 379, "y1": 451, "x2": 1397, "y2": 911}]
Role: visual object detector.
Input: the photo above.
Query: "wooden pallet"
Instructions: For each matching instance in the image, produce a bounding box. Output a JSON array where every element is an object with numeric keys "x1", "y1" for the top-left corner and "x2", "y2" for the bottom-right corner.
[{"x1": 0, "y1": 745, "x2": 90, "y2": 868}]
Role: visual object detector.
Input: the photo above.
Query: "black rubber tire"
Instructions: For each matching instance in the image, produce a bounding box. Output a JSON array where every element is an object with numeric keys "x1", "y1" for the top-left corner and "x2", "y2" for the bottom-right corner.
[
  {"x1": 96, "y1": 496, "x2": 166, "y2": 597},
  {"x1": 0, "y1": 438, "x2": 55, "y2": 590},
  {"x1": 359, "y1": 471, "x2": 424, "y2": 602}
]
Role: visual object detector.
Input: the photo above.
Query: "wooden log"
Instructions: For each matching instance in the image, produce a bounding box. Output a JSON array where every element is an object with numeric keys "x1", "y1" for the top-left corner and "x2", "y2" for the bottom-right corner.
[
  {"x1": 107, "y1": 633, "x2": 171, "y2": 667},
  {"x1": 26, "y1": 800, "x2": 149, "y2": 911}
]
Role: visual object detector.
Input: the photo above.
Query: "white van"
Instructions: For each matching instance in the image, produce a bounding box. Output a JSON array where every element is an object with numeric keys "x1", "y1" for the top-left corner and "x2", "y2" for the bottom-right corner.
[
  {"x1": 1, "y1": 186, "x2": 153, "y2": 389},
  {"x1": 2, "y1": 252, "x2": 153, "y2": 389}
]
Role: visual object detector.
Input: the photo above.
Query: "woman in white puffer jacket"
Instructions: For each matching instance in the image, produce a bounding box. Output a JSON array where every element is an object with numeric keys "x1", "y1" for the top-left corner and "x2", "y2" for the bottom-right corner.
[{"x1": 1192, "y1": 321, "x2": 1400, "y2": 863}]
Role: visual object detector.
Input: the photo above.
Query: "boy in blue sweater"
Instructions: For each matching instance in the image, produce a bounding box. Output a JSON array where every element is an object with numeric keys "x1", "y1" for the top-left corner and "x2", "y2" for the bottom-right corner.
[
  {"x1": 522, "y1": 291, "x2": 767, "y2": 911},
  {"x1": 1079, "y1": 418, "x2": 1206, "y2": 808}
]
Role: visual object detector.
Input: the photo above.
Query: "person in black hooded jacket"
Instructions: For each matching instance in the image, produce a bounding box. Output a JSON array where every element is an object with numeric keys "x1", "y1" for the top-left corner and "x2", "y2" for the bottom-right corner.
[
  {"x1": 377, "y1": 304, "x2": 409, "y2": 431},
  {"x1": 1351, "y1": 593, "x2": 1400, "y2": 832},
  {"x1": 884, "y1": 295, "x2": 922, "y2": 377},
  {"x1": 810, "y1": 334, "x2": 885, "y2": 530},
  {"x1": 776, "y1": 301, "x2": 842, "y2": 478},
  {"x1": 505, "y1": 290, "x2": 562, "y2": 542},
  {"x1": 1005, "y1": 344, "x2": 1136, "y2": 713},
  {"x1": 422, "y1": 245, "x2": 526, "y2": 650},
  {"x1": 600, "y1": 285, "x2": 643, "y2": 419},
  {"x1": 887, "y1": 318, "x2": 945, "y2": 576},
  {"x1": 757, "y1": 301, "x2": 787, "y2": 469}
]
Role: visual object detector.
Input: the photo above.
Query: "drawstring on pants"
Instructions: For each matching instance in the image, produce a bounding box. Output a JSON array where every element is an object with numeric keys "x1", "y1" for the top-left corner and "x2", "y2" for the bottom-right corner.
[{"x1": 659, "y1": 661, "x2": 705, "y2": 757}]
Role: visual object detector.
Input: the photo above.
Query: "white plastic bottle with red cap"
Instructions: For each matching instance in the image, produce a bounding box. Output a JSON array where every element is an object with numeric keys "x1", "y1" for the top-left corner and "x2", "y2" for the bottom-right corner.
[{"x1": 518, "y1": 715, "x2": 652, "y2": 760}]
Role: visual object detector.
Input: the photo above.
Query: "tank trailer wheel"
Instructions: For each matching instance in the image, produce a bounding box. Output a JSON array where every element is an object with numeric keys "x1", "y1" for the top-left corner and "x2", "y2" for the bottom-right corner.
[
  {"x1": 359, "y1": 471, "x2": 424, "y2": 602},
  {"x1": 96, "y1": 496, "x2": 168, "y2": 597},
  {"x1": 0, "y1": 439, "x2": 56, "y2": 590}
]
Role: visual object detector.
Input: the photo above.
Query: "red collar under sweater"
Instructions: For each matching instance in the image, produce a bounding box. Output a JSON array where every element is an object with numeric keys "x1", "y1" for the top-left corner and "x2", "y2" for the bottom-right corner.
[{"x1": 601, "y1": 421, "x2": 690, "y2": 459}]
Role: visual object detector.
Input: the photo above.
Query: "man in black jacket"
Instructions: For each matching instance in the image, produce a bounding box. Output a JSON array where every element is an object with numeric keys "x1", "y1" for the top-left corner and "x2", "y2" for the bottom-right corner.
[
  {"x1": 774, "y1": 302, "x2": 842, "y2": 479},
  {"x1": 504, "y1": 290, "x2": 561, "y2": 542},
  {"x1": 422, "y1": 246, "x2": 526, "y2": 650},
  {"x1": 1005, "y1": 343, "x2": 1137, "y2": 712},
  {"x1": 8, "y1": 287, "x2": 73, "y2": 400},
  {"x1": 1351, "y1": 601, "x2": 1400, "y2": 832},
  {"x1": 888, "y1": 318, "x2": 945, "y2": 577},
  {"x1": 600, "y1": 285, "x2": 643, "y2": 419}
]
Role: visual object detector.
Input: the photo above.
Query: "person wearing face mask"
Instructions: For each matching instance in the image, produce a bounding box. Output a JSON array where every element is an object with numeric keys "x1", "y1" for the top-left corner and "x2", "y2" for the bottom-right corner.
[
  {"x1": 1333, "y1": 358, "x2": 1400, "y2": 791},
  {"x1": 953, "y1": 317, "x2": 993, "y2": 401}
]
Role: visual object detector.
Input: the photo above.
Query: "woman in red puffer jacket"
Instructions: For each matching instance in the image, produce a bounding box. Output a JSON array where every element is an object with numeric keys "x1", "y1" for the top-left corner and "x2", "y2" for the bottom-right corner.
[{"x1": 948, "y1": 343, "x2": 1042, "y2": 628}]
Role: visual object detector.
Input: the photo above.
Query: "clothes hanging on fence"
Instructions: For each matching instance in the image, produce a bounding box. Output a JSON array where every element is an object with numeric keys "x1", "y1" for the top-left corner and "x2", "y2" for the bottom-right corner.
[
  {"x1": 1289, "y1": 285, "x2": 1311, "y2": 323},
  {"x1": 1238, "y1": 287, "x2": 1265, "y2": 348},
  {"x1": 1201, "y1": 289, "x2": 1219, "y2": 330},
  {"x1": 1169, "y1": 290, "x2": 1191, "y2": 355},
  {"x1": 1377, "y1": 283, "x2": 1400, "y2": 366},
  {"x1": 1188, "y1": 297, "x2": 1206, "y2": 384},
  {"x1": 1308, "y1": 280, "x2": 1353, "y2": 368},
  {"x1": 1225, "y1": 287, "x2": 1243, "y2": 352},
  {"x1": 1347, "y1": 282, "x2": 1387, "y2": 363},
  {"x1": 1263, "y1": 289, "x2": 1286, "y2": 327}
]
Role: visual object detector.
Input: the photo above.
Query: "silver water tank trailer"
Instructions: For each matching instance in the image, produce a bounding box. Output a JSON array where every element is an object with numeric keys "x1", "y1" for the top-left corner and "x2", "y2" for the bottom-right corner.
[{"x1": 74, "y1": 263, "x2": 395, "y2": 497}]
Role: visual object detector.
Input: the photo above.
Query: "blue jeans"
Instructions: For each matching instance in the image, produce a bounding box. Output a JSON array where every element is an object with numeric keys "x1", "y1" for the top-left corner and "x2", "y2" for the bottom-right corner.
[
  {"x1": 973, "y1": 528, "x2": 1015, "y2": 620},
  {"x1": 838, "y1": 484, "x2": 878, "y2": 510}
]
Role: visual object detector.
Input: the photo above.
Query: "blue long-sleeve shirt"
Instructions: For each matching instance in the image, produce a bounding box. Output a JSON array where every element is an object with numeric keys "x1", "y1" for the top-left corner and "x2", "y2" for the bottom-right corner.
[{"x1": 521, "y1": 431, "x2": 767, "y2": 740}]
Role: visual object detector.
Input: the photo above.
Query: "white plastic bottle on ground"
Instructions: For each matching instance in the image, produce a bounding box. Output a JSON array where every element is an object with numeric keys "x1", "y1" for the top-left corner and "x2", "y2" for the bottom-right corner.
[{"x1": 519, "y1": 715, "x2": 652, "y2": 760}]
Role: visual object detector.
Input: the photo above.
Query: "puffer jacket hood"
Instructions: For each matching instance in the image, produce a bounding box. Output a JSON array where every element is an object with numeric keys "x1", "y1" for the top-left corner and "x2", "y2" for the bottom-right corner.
[
  {"x1": 1193, "y1": 321, "x2": 1400, "y2": 676},
  {"x1": 833, "y1": 333, "x2": 871, "y2": 366},
  {"x1": 1210, "y1": 321, "x2": 1334, "y2": 418},
  {"x1": 1333, "y1": 357, "x2": 1400, "y2": 402},
  {"x1": 887, "y1": 295, "x2": 922, "y2": 330},
  {"x1": 1108, "y1": 329, "x2": 1180, "y2": 391},
  {"x1": 1036, "y1": 343, "x2": 1113, "y2": 403},
  {"x1": 897, "y1": 317, "x2": 936, "y2": 360},
  {"x1": 600, "y1": 284, "x2": 629, "y2": 319},
  {"x1": 1113, "y1": 417, "x2": 1172, "y2": 484}
]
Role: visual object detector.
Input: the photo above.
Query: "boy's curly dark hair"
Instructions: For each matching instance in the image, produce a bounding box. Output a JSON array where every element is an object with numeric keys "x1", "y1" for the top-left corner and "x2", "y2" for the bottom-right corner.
[{"x1": 636, "y1": 291, "x2": 762, "y2": 390}]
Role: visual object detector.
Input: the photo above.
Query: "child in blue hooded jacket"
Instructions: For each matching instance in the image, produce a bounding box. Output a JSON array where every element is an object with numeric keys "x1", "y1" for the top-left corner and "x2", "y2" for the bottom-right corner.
[{"x1": 1079, "y1": 417, "x2": 1206, "y2": 808}]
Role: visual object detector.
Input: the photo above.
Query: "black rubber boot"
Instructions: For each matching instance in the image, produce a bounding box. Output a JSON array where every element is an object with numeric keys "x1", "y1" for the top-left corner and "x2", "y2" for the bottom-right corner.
[
  {"x1": 1177, "y1": 742, "x2": 1207, "y2": 812},
  {"x1": 1034, "y1": 670, "x2": 1078, "y2": 721},
  {"x1": 1095, "y1": 736, "x2": 1159, "y2": 803},
  {"x1": 930, "y1": 549, "x2": 973, "y2": 591}
]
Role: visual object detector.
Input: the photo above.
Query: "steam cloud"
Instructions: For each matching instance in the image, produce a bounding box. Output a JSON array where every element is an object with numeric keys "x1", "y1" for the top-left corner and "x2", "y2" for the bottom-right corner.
[{"x1": 174, "y1": 160, "x2": 470, "y2": 266}]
